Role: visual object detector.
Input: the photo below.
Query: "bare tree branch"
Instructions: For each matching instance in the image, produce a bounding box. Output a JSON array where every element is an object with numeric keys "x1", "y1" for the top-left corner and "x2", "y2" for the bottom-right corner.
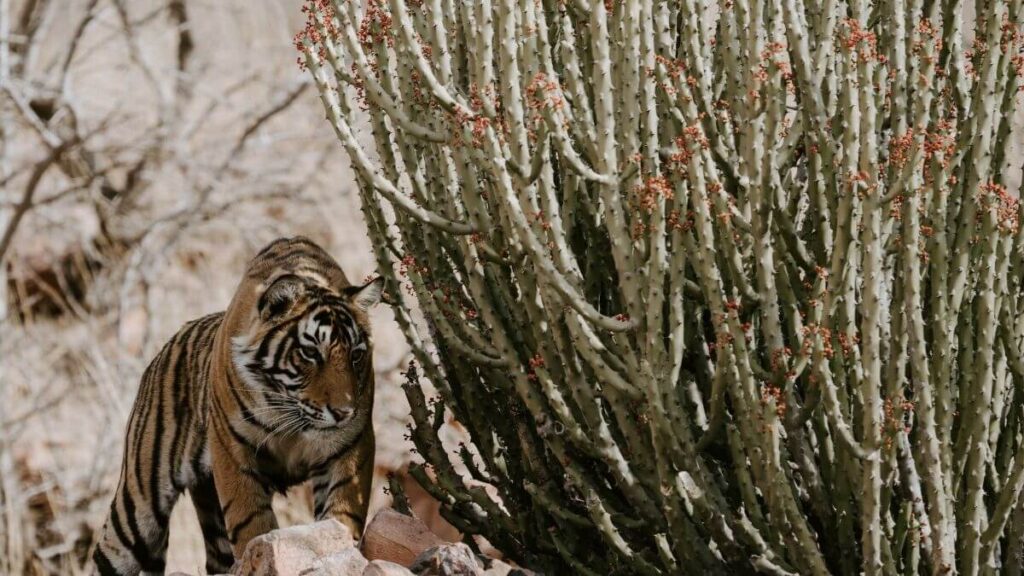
[{"x1": 0, "y1": 137, "x2": 77, "y2": 262}]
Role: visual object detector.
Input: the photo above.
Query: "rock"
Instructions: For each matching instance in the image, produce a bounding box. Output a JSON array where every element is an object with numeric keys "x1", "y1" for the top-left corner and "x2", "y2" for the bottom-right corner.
[
  {"x1": 409, "y1": 543, "x2": 483, "y2": 576},
  {"x1": 479, "y1": 558, "x2": 513, "y2": 576},
  {"x1": 305, "y1": 547, "x2": 370, "y2": 575},
  {"x1": 479, "y1": 557, "x2": 536, "y2": 576},
  {"x1": 234, "y1": 519, "x2": 357, "y2": 576},
  {"x1": 362, "y1": 508, "x2": 446, "y2": 566},
  {"x1": 363, "y1": 559, "x2": 416, "y2": 575}
]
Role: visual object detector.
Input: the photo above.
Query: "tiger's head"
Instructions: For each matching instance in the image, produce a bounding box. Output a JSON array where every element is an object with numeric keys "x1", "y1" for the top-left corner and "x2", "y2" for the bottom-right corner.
[{"x1": 231, "y1": 271, "x2": 384, "y2": 431}]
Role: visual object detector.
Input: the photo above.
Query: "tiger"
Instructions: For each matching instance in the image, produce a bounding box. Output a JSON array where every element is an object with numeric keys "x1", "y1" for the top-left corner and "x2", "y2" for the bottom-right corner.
[{"x1": 92, "y1": 236, "x2": 383, "y2": 575}]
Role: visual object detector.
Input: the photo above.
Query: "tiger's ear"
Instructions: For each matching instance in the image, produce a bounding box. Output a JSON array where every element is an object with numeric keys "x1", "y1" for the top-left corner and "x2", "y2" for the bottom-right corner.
[
  {"x1": 345, "y1": 276, "x2": 384, "y2": 311},
  {"x1": 258, "y1": 274, "x2": 305, "y2": 321}
]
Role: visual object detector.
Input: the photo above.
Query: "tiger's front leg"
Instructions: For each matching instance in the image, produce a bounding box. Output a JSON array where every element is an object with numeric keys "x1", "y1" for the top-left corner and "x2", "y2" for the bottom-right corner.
[
  {"x1": 210, "y1": 432, "x2": 278, "y2": 558},
  {"x1": 313, "y1": 429, "x2": 375, "y2": 538}
]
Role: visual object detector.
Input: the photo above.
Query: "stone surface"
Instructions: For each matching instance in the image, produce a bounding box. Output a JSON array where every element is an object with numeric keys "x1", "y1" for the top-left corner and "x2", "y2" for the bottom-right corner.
[
  {"x1": 362, "y1": 508, "x2": 446, "y2": 566},
  {"x1": 479, "y1": 558, "x2": 514, "y2": 576},
  {"x1": 409, "y1": 543, "x2": 484, "y2": 576},
  {"x1": 479, "y1": 557, "x2": 536, "y2": 576},
  {"x1": 363, "y1": 559, "x2": 417, "y2": 575},
  {"x1": 234, "y1": 519, "x2": 357, "y2": 576},
  {"x1": 305, "y1": 547, "x2": 370, "y2": 575}
]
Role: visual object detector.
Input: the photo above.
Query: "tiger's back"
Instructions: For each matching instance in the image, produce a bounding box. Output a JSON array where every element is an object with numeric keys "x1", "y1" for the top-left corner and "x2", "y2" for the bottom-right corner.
[{"x1": 92, "y1": 237, "x2": 383, "y2": 576}]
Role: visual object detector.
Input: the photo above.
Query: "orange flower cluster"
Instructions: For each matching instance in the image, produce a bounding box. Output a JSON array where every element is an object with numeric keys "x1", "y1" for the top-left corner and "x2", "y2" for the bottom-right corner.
[
  {"x1": 452, "y1": 107, "x2": 494, "y2": 148},
  {"x1": 760, "y1": 384, "x2": 787, "y2": 419},
  {"x1": 529, "y1": 209, "x2": 553, "y2": 232},
  {"x1": 1001, "y1": 13, "x2": 1022, "y2": 53},
  {"x1": 294, "y1": 0, "x2": 338, "y2": 70},
  {"x1": 525, "y1": 73, "x2": 564, "y2": 112},
  {"x1": 839, "y1": 18, "x2": 887, "y2": 64},
  {"x1": 770, "y1": 347, "x2": 793, "y2": 373},
  {"x1": 358, "y1": 0, "x2": 394, "y2": 49},
  {"x1": 636, "y1": 176, "x2": 674, "y2": 212},
  {"x1": 667, "y1": 209, "x2": 695, "y2": 232},
  {"x1": 469, "y1": 84, "x2": 499, "y2": 115},
  {"x1": 889, "y1": 129, "x2": 915, "y2": 170},
  {"x1": 883, "y1": 397, "x2": 915, "y2": 450},
  {"x1": 650, "y1": 55, "x2": 689, "y2": 98},
  {"x1": 979, "y1": 181, "x2": 1021, "y2": 235},
  {"x1": 837, "y1": 331, "x2": 860, "y2": 357},
  {"x1": 801, "y1": 324, "x2": 834, "y2": 359},
  {"x1": 654, "y1": 54, "x2": 686, "y2": 80},
  {"x1": 924, "y1": 121, "x2": 956, "y2": 169},
  {"x1": 667, "y1": 124, "x2": 710, "y2": 173},
  {"x1": 755, "y1": 42, "x2": 795, "y2": 91},
  {"x1": 912, "y1": 20, "x2": 942, "y2": 63}
]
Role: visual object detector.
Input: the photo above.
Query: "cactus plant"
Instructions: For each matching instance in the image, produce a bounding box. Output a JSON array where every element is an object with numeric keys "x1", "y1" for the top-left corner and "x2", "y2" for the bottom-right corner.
[{"x1": 299, "y1": 0, "x2": 1024, "y2": 573}]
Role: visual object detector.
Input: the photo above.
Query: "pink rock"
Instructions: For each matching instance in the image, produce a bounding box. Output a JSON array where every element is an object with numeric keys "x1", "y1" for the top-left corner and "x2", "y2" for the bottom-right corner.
[
  {"x1": 409, "y1": 543, "x2": 483, "y2": 576},
  {"x1": 234, "y1": 519, "x2": 357, "y2": 576},
  {"x1": 363, "y1": 559, "x2": 416, "y2": 575},
  {"x1": 361, "y1": 508, "x2": 446, "y2": 566},
  {"x1": 480, "y1": 558, "x2": 536, "y2": 576},
  {"x1": 307, "y1": 547, "x2": 369, "y2": 575}
]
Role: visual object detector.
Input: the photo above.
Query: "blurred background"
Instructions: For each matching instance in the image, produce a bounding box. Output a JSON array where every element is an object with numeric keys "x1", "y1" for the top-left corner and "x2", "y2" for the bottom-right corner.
[{"x1": 0, "y1": 1, "x2": 450, "y2": 573}]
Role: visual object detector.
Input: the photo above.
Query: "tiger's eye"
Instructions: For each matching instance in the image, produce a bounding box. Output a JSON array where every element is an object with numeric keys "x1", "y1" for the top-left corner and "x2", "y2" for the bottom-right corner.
[
  {"x1": 296, "y1": 346, "x2": 320, "y2": 364},
  {"x1": 350, "y1": 347, "x2": 366, "y2": 365}
]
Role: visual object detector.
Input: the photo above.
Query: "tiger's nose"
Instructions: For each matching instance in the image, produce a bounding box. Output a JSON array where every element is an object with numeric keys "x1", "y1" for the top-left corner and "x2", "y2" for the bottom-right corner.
[{"x1": 325, "y1": 406, "x2": 352, "y2": 424}]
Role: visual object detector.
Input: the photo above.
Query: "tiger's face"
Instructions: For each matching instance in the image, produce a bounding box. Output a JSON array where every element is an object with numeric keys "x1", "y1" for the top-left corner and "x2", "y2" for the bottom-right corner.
[{"x1": 231, "y1": 273, "x2": 383, "y2": 432}]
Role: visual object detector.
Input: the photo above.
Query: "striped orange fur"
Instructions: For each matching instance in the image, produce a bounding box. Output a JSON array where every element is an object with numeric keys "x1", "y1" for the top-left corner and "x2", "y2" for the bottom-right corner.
[{"x1": 92, "y1": 237, "x2": 381, "y2": 575}]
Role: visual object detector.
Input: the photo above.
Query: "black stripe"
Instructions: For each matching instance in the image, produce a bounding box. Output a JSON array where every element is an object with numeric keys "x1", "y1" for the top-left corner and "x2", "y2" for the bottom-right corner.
[
  {"x1": 111, "y1": 494, "x2": 160, "y2": 571},
  {"x1": 226, "y1": 375, "x2": 260, "y2": 429},
  {"x1": 225, "y1": 370, "x2": 252, "y2": 410},
  {"x1": 167, "y1": 322, "x2": 199, "y2": 492},
  {"x1": 212, "y1": 395, "x2": 261, "y2": 454},
  {"x1": 92, "y1": 545, "x2": 120, "y2": 576},
  {"x1": 316, "y1": 472, "x2": 356, "y2": 518},
  {"x1": 228, "y1": 508, "x2": 266, "y2": 543},
  {"x1": 227, "y1": 419, "x2": 262, "y2": 454},
  {"x1": 130, "y1": 343, "x2": 174, "y2": 502},
  {"x1": 273, "y1": 325, "x2": 297, "y2": 369},
  {"x1": 335, "y1": 309, "x2": 357, "y2": 345},
  {"x1": 189, "y1": 440, "x2": 206, "y2": 481},
  {"x1": 252, "y1": 237, "x2": 289, "y2": 259},
  {"x1": 342, "y1": 510, "x2": 365, "y2": 525},
  {"x1": 222, "y1": 374, "x2": 280, "y2": 440},
  {"x1": 315, "y1": 421, "x2": 372, "y2": 468},
  {"x1": 238, "y1": 402, "x2": 277, "y2": 436},
  {"x1": 206, "y1": 549, "x2": 234, "y2": 574},
  {"x1": 148, "y1": 340, "x2": 172, "y2": 525},
  {"x1": 239, "y1": 465, "x2": 272, "y2": 487},
  {"x1": 209, "y1": 417, "x2": 246, "y2": 471},
  {"x1": 268, "y1": 246, "x2": 323, "y2": 267},
  {"x1": 254, "y1": 326, "x2": 278, "y2": 365},
  {"x1": 324, "y1": 472, "x2": 357, "y2": 501},
  {"x1": 253, "y1": 237, "x2": 309, "y2": 260}
]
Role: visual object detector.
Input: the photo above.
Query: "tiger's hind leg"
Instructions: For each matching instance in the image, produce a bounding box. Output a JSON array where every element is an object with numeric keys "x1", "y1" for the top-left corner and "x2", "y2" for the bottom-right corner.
[
  {"x1": 91, "y1": 469, "x2": 179, "y2": 576},
  {"x1": 189, "y1": 474, "x2": 235, "y2": 574},
  {"x1": 92, "y1": 319, "x2": 209, "y2": 576}
]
